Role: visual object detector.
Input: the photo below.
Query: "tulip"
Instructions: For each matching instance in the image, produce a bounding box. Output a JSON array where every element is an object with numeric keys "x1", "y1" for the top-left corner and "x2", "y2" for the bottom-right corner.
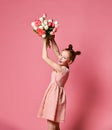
[
  {"x1": 53, "y1": 28, "x2": 57, "y2": 32},
  {"x1": 50, "y1": 31, "x2": 55, "y2": 35},
  {"x1": 44, "y1": 20, "x2": 48, "y2": 25},
  {"x1": 54, "y1": 21, "x2": 59, "y2": 28},
  {"x1": 48, "y1": 22, "x2": 52, "y2": 27},
  {"x1": 51, "y1": 23, "x2": 55, "y2": 27},
  {"x1": 39, "y1": 17, "x2": 44, "y2": 22},
  {"x1": 48, "y1": 19, "x2": 53, "y2": 22},
  {"x1": 41, "y1": 22, "x2": 45, "y2": 27},
  {"x1": 35, "y1": 20, "x2": 41, "y2": 26},
  {"x1": 42, "y1": 34, "x2": 46, "y2": 38},
  {"x1": 43, "y1": 13, "x2": 47, "y2": 18},
  {"x1": 54, "y1": 21, "x2": 58, "y2": 25},
  {"x1": 38, "y1": 26, "x2": 44, "y2": 29},
  {"x1": 31, "y1": 14, "x2": 59, "y2": 38},
  {"x1": 33, "y1": 25, "x2": 38, "y2": 30},
  {"x1": 37, "y1": 28, "x2": 45, "y2": 36},
  {"x1": 55, "y1": 24, "x2": 59, "y2": 28},
  {"x1": 44, "y1": 25, "x2": 48, "y2": 30},
  {"x1": 31, "y1": 22, "x2": 35, "y2": 27}
]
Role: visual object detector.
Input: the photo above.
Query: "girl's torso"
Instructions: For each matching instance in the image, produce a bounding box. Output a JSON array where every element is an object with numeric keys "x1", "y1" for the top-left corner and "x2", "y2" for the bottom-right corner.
[{"x1": 50, "y1": 66, "x2": 70, "y2": 87}]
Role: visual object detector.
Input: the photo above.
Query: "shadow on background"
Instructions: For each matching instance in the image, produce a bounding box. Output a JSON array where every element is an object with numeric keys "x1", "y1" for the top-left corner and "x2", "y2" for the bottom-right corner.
[{"x1": 70, "y1": 71, "x2": 100, "y2": 130}]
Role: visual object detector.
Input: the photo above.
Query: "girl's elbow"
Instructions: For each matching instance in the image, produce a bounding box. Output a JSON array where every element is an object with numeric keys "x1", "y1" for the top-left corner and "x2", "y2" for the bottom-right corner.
[
  {"x1": 42, "y1": 55, "x2": 45, "y2": 60},
  {"x1": 42, "y1": 55, "x2": 47, "y2": 61}
]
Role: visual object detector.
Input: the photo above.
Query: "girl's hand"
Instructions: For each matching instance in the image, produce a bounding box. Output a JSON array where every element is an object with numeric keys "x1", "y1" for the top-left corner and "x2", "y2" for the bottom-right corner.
[
  {"x1": 42, "y1": 37, "x2": 51, "y2": 48},
  {"x1": 48, "y1": 35, "x2": 55, "y2": 41}
]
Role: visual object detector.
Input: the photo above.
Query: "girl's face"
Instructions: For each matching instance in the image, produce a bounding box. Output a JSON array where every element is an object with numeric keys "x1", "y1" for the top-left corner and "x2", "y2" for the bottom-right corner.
[{"x1": 58, "y1": 50, "x2": 72, "y2": 66}]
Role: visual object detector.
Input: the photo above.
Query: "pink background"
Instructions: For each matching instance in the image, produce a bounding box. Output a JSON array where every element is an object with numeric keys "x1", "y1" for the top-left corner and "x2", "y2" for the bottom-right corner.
[{"x1": 0, "y1": 0, "x2": 112, "y2": 130}]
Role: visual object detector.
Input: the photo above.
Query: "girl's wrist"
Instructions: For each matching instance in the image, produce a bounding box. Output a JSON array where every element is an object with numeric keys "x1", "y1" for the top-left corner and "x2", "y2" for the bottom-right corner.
[
  {"x1": 50, "y1": 37, "x2": 55, "y2": 42},
  {"x1": 42, "y1": 38, "x2": 48, "y2": 44}
]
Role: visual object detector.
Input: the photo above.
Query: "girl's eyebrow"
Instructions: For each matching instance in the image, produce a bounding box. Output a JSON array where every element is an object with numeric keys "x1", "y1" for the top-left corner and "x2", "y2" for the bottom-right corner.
[{"x1": 63, "y1": 56, "x2": 68, "y2": 59}]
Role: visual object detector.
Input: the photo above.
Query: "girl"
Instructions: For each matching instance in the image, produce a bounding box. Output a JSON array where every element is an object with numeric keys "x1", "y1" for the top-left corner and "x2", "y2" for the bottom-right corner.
[{"x1": 37, "y1": 35, "x2": 81, "y2": 130}]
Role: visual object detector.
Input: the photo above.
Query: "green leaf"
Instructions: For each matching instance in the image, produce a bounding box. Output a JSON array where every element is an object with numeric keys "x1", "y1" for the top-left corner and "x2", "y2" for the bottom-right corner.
[{"x1": 33, "y1": 29, "x2": 38, "y2": 34}]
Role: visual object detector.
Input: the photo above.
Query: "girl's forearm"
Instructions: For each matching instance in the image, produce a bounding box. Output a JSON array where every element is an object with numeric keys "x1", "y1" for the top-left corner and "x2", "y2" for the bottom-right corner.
[
  {"x1": 42, "y1": 39, "x2": 48, "y2": 59},
  {"x1": 51, "y1": 39, "x2": 60, "y2": 57}
]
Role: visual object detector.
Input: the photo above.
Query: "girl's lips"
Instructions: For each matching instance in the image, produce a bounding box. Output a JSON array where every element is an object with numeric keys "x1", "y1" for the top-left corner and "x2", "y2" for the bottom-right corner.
[
  {"x1": 58, "y1": 60, "x2": 62, "y2": 64},
  {"x1": 59, "y1": 60, "x2": 62, "y2": 63}
]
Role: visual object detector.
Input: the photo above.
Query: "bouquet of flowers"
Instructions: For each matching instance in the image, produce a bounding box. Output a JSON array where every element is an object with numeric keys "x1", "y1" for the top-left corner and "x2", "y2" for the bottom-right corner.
[{"x1": 31, "y1": 13, "x2": 59, "y2": 39}]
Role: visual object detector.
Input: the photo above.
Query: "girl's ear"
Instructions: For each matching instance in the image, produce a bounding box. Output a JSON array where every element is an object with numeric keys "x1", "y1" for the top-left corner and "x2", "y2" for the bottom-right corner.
[{"x1": 68, "y1": 60, "x2": 72, "y2": 65}]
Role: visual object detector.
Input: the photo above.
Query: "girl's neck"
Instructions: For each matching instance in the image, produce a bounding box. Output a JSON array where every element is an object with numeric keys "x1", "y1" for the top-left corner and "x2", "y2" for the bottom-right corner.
[{"x1": 64, "y1": 65, "x2": 69, "y2": 69}]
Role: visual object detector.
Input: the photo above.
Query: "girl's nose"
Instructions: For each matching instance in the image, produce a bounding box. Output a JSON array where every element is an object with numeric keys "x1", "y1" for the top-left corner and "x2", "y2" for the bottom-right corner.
[{"x1": 60, "y1": 56, "x2": 63, "y2": 60}]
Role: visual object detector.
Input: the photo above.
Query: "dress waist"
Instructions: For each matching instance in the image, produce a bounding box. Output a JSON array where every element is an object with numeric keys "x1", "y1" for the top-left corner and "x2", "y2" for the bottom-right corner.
[{"x1": 49, "y1": 81, "x2": 64, "y2": 89}]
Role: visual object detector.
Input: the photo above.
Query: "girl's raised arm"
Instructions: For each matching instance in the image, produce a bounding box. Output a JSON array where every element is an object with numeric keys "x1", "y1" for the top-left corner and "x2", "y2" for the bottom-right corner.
[
  {"x1": 42, "y1": 38, "x2": 62, "y2": 72},
  {"x1": 50, "y1": 36, "x2": 61, "y2": 58}
]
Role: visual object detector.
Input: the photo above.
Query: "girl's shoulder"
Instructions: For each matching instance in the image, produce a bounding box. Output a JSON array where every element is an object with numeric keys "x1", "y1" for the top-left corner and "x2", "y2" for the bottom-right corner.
[
  {"x1": 61, "y1": 66, "x2": 70, "y2": 73},
  {"x1": 52, "y1": 66, "x2": 69, "y2": 74}
]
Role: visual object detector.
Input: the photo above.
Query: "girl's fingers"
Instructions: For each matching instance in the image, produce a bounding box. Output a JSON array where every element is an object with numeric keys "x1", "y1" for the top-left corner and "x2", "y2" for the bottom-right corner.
[
  {"x1": 48, "y1": 35, "x2": 55, "y2": 40},
  {"x1": 46, "y1": 39, "x2": 50, "y2": 48}
]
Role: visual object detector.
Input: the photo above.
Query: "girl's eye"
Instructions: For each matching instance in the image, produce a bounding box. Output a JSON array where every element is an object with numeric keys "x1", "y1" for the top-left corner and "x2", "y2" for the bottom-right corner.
[
  {"x1": 63, "y1": 57, "x2": 67, "y2": 59},
  {"x1": 59, "y1": 54, "x2": 62, "y2": 57}
]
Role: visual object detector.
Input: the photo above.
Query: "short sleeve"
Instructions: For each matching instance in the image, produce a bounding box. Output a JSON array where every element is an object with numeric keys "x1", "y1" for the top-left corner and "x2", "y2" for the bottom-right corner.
[{"x1": 61, "y1": 66, "x2": 69, "y2": 74}]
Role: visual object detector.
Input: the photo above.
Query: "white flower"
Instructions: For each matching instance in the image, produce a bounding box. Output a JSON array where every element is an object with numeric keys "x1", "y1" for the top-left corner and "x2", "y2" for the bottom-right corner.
[
  {"x1": 41, "y1": 22, "x2": 45, "y2": 27},
  {"x1": 54, "y1": 21, "x2": 59, "y2": 28},
  {"x1": 39, "y1": 17, "x2": 44, "y2": 22},
  {"x1": 53, "y1": 27, "x2": 57, "y2": 32},
  {"x1": 31, "y1": 22, "x2": 35, "y2": 27},
  {"x1": 42, "y1": 34, "x2": 46, "y2": 38},
  {"x1": 50, "y1": 31, "x2": 54, "y2": 35},
  {"x1": 44, "y1": 20, "x2": 48, "y2": 25},
  {"x1": 44, "y1": 25, "x2": 48, "y2": 30},
  {"x1": 54, "y1": 21, "x2": 58, "y2": 25},
  {"x1": 48, "y1": 19, "x2": 53, "y2": 22},
  {"x1": 55, "y1": 24, "x2": 59, "y2": 28},
  {"x1": 33, "y1": 25, "x2": 37, "y2": 30},
  {"x1": 38, "y1": 26, "x2": 44, "y2": 29},
  {"x1": 43, "y1": 13, "x2": 47, "y2": 18}
]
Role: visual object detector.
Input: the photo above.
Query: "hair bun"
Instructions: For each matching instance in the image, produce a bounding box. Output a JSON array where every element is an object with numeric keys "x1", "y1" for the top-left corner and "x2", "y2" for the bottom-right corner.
[
  {"x1": 68, "y1": 44, "x2": 73, "y2": 50},
  {"x1": 75, "y1": 51, "x2": 81, "y2": 55}
]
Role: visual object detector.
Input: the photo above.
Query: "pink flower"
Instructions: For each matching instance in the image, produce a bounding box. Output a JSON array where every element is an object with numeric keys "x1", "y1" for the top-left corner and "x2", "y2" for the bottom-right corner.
[
  {"x1": 54, "y1": 21, "x2": 58, "y2": 25},
  {"x1": 42, "y1": 34, "x2": 46, "y2": 38},
  {"x1": 53, "y1": 28, "x2": 57, "y2": 32},
  {"x1": 48, "y1": 22, "x2": 52, "y2": 27},
  {"x1": 37, "y1": 28, "x2": 45, "y2": 36},
  {"x1": 50, "y1": 31, "x2": 55, "y2": 35},
  {"x1": 50, "y1": 28, "x2": 57, "y2": 35},
  {"x1": 31, "y1": 22, "x2": 35, "y2": 27},
  {"x1": 51, "y1": 23, "x2": 55, "y2": 27},
  {"x1": 35, "y1": 20, "x2": 41, "y2": 26},
  {"x1": 43, "y1": 13, "x2": 47, "y2": 18},
  {"x1": 31, "y1": 14, "x2": 59, "y2": 38}
]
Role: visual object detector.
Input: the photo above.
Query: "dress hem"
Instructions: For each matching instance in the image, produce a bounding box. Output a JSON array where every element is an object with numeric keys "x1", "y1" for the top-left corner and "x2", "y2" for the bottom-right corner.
[{"x1": 37, "y1": 115, "x2": 65, "y2": 123}]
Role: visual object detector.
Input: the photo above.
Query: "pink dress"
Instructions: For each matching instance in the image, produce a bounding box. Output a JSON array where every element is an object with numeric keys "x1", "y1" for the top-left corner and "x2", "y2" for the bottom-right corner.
[{"x1": 37, "y1": 66, "x2": 69, "y2": 123}]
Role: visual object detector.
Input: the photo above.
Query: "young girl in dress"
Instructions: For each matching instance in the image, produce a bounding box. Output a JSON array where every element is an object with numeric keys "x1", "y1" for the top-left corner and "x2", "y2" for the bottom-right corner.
[{"x1": 37, "y1": 35, "x2": 81, "y2": 130}]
